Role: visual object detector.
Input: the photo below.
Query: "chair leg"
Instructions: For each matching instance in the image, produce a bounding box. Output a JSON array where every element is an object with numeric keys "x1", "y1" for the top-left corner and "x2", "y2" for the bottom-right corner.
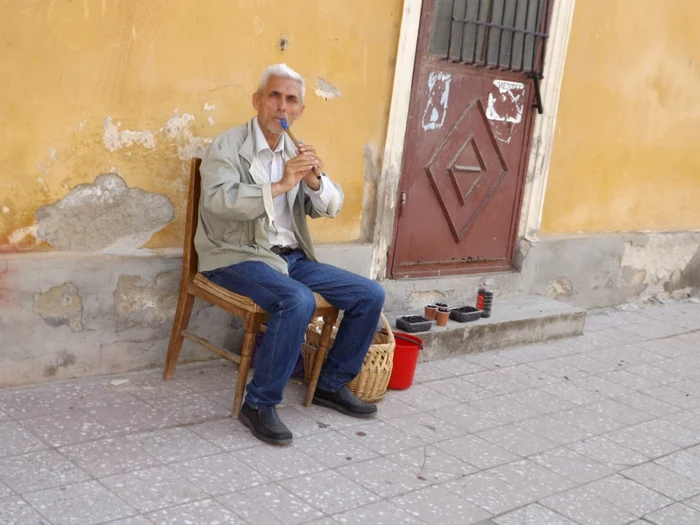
[
  {"x1": 232, "y1": 313, "x2": 263, "y2": 417},
  {"x1": 304, "y1": 310, "x2": 339, "y2": 407},
  {"x1": 163, "y1": 290, "x2": 196, "y2": 380}
]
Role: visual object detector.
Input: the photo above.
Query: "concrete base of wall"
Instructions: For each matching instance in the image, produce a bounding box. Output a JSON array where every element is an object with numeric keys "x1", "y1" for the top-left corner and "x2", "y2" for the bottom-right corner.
[{"x1": 1, "y1": 231, "x2": 698, "y2": 388}]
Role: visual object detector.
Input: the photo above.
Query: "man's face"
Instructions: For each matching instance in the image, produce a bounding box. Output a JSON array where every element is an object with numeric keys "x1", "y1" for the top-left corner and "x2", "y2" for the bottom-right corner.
[{"x1": 252, "y1": 75, "x2": 305, "y2": 137}]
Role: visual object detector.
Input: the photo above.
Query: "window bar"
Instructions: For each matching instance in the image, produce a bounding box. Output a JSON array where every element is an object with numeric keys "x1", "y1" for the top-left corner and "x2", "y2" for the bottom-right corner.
[
  {"x1": 491, "y1": 0, "x2": 509, "y2": 69},
  {"x1": 478, "y1": 0, "x2": 497, "y2": 67},
  {"x1": 507, "y1": 0, "x2": 520, "y2": 71},
  {"x1": 536, "y1": 0, "x2": 552, "y2": 76},
  {"x1": 446, "y1": 0, "x2": 456, "y2": 60},
  {"x1": 529, "y1": 0, "x2": 543, "y2": 74},
  {"x1": 516, "y1": 0, "x2": 533, "y2": 72},
  {"x1": 469, "y1": 0, "x2": 484, "y2": 65}
]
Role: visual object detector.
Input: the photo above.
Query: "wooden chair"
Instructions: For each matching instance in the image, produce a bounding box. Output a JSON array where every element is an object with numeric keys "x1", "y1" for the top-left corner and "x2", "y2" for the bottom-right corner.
[{"x1": 163, "y1": 158, "x2": 340, "y2": 417}]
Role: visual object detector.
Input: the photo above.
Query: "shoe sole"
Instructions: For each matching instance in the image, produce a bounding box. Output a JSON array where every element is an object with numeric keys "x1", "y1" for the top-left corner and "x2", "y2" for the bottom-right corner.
[
  {"x1": 237, "y1": 411, "x2": 293, "y2": 446},
  {"x1": 312, "y1": 397, "x2": 377, "y2": 419}
]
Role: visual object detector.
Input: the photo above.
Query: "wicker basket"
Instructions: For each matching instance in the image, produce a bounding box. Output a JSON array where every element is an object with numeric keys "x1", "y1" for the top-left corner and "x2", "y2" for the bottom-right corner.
[{"x1": 303, "y1": 313, "x2": 395, "y2": 403}]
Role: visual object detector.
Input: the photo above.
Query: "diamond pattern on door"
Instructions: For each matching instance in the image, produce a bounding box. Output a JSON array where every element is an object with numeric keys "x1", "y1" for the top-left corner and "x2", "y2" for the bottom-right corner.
[{"x1": 425, "y1": 98, "x2": 508, "y2": 243}]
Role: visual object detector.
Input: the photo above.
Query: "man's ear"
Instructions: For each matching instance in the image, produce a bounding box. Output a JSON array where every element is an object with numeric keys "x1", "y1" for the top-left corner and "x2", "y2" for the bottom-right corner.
[
  {"x1": 298, "y1": 104, "x2": 305, "y2": 118},
  {"x1": 252, "y1": 92, "x2": 259, "y2": 111}
]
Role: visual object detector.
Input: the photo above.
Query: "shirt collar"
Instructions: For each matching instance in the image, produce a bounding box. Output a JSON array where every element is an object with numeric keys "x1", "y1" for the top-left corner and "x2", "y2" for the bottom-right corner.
[{"x1": 253, "y1": 117, "x2": 284, "y2": 155}]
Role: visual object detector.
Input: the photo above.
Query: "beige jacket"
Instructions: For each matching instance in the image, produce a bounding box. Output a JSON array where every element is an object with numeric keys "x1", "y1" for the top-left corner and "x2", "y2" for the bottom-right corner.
[{"x1": 194, "y1": 119, "x2": 344, "y2": 274}]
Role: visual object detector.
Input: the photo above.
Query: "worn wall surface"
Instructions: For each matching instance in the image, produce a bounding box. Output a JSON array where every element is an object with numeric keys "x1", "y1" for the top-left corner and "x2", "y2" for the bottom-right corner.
[
  {"x1": 0, "y1": 0, "x2": 401, "y2": 252},
  {"x1": 542, "y1": 1, "x2": 700, "y2": 233}
]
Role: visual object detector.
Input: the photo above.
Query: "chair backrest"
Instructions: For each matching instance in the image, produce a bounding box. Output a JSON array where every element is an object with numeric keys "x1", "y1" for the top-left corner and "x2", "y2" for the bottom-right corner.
[{"x1": 182, "y1": 157, "x2": 203, "y2": 281}]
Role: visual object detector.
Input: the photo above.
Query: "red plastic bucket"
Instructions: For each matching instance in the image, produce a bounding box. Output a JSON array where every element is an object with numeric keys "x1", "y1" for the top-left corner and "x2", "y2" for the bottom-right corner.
[{"x1": 388, "y1": 332, "x2": 423, "y2": 390}]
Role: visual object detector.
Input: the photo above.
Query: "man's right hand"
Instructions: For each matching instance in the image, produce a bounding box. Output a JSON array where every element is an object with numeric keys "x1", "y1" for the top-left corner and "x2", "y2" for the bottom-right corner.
[{"x1": 272, "y1": 156, "x2": 320, "y2": 197}]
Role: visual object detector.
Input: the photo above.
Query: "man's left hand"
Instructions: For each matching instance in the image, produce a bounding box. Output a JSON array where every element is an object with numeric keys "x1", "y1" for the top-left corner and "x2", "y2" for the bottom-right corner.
[{"x1": 297, "y1": 144, "x2": 323, "y2": 190}]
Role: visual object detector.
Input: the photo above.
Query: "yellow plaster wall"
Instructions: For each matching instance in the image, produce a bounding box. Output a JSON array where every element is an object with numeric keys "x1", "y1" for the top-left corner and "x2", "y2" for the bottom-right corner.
[
  {"x1": 0, "y1": 0, "x2": 402, "y2": 251},
  {"x1": 542, "y1": 1, "x2": 700, "y2": 234}
]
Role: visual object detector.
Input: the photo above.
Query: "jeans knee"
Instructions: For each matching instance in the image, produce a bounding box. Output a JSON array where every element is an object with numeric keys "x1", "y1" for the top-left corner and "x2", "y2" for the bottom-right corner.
[
  {"x1": 366, "y1": 280, "x2": 385, "y2": 312},
  {"x1": 284, "y1": 288, "x2": 316, "y2": 319}
]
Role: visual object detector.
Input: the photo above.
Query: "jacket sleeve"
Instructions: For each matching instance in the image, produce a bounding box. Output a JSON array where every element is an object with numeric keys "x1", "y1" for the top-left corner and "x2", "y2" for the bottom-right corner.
[
  {"x1": 200, "y1": 135, "x2": 274, "y2": 223},
  {"x1": 304, "y1": 174, "x2": 344, "y2": 219}
]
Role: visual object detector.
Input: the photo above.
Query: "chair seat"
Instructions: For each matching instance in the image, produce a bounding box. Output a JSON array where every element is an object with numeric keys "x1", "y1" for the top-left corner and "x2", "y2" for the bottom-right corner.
[{"x1": 192, "y1": 273, "x2": 334, "y2": 313}]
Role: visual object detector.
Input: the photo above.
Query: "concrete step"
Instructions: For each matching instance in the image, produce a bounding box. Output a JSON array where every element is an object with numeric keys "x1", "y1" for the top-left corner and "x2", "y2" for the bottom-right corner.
[{"x1": 386, "y1": 295, "x2": 586, "y2": 361}]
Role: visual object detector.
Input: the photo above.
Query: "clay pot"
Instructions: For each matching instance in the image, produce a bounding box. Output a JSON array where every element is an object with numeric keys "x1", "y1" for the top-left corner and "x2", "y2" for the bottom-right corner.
[
  {"x1": 436, "y1": 307, "x2": 450, "y2": 327},
  {"x1": 424, "y1": 304, "x2": 438, "y2": 320}
]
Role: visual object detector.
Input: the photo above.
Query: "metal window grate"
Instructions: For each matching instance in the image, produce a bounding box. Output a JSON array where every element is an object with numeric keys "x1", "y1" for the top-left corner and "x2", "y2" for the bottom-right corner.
[{"x1": 430, "y1": 0, "x2": 550, "y2": 78}]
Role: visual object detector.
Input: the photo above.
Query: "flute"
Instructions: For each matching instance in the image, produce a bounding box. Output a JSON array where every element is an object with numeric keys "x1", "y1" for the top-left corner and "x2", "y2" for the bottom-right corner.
[{"x1": 280, "y1": 118, "x2": 322, "y2": 180}]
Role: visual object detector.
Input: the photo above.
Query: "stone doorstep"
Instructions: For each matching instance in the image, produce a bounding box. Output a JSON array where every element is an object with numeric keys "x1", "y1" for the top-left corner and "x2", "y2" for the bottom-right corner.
[{"x1": 386, "y1": 295, "x2": 586, "y2": 361}]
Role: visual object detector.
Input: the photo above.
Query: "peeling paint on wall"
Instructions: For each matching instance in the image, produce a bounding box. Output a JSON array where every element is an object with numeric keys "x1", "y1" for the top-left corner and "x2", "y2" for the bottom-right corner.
[
  {"x1": 113, "y1": 270, "x2": 180, "y2": 330},
  {"x1": 621, "y1": 235, "x2": 700, "y2": 287},
  {"x1": 165, "y1": 109, "x2": 212, "y2": 160},
  {"x1": 35, "y1": 148, "x2": 57, "y2": 175},
  {"x1": 203, "y1": 103, "x2": 217, "y2": 111},
  {"x1": 486, "y1": 80, "x2": 525, "y2": 144},
  {"x1": 315, "y1": 78, "x2": 341, "y2": 100},
  {"x1": 421, "y1": 72, "x2": 451, "y2": 131},
  {"x1": 33, "y1": 282, "x2": 84, "y2": 331},
  {"x1": 35, "y1": 173, "x2": 174, "y2": 253},
  {"x1": 360, "y1": 143, "x2": 380, "y2": 242},
  {"x1": 103, "y1": 117, "x2": 157, "y2": 151},
  {"x1": 8, "y1": 224, "x2": 38, "y2": 244}
]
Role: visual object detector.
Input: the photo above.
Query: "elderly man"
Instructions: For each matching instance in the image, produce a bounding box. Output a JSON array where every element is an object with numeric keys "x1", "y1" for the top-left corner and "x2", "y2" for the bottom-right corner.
[{"x1": 195, "y1": 64, "x2": 385, "y2": 445}]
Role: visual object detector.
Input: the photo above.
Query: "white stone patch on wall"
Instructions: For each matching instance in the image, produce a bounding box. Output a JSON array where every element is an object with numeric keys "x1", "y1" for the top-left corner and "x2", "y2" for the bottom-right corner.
[
  {"x1": 621, "y1": 234, "x2": 700, "y2": 287},
  {"x1": 315, "y1": 78, "x2": 341, "y2": 100},
  {"x1": 421, "y1": 72, "x2": 451, "y2": 131},
  {"x1": 486, "y1": 79, "x2": 526, "y2": 144},
  {"x1": 203, "y1": 103, "x2": 217, "y2": 111},
  {"x1": 35, "y1": 148, "x2": 57, "y2": 175},
  {"x1": 165, "y1": 109, "x2": 212, "y2": 161},
  {"x1": 8, "y1": 224, "x2": 38, "y2": 244},
  {"x1": 2, "y1": 206, "x2": 9, "y2": 214},
  {"x1": 103, "y1": 117, "x2": 157, "y2": 152},
  {"x1": 207, "y1": 116, "x2": 216, "y2": 126}
]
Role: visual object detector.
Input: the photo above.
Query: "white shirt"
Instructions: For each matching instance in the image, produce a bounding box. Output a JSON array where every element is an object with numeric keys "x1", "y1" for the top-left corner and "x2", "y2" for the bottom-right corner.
[{"x1": 252, "y1": 117, "x2": 335, "y2": 248}]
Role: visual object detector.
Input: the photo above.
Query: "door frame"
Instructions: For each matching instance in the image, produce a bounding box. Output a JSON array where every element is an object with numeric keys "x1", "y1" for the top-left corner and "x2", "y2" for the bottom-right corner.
[{"x1": 370, "y1": 0, "x2": 577, "y2": 281}]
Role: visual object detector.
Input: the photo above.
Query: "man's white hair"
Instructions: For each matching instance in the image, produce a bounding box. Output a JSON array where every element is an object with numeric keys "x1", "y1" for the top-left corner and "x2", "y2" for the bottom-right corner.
[{"x1": 257, "y1": 63, "x2": 306, "y2": 103}]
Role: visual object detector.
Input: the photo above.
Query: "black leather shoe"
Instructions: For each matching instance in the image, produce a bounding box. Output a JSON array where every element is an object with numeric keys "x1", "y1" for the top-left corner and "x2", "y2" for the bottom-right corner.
[
  {"x1": 312, "y1": 386, "x2": 377, "y2": 419},
  {"x1": 238, "y1": 403, "x2": 293, "y2": 446}
]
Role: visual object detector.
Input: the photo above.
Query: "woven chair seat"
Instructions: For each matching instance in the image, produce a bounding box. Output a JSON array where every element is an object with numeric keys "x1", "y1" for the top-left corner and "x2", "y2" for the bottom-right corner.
[{"x1": 192, "y1": 273, "x2": 334, "y2": 313}]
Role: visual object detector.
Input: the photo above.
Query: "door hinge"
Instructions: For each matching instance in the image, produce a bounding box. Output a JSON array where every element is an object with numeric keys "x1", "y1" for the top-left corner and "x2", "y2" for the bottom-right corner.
[
  {"x1": 528, "y1": 72, "x2": 544, "y2": 115},
  {"x1": 399, "y1": 192, "x2": 407, "y2": 216}
]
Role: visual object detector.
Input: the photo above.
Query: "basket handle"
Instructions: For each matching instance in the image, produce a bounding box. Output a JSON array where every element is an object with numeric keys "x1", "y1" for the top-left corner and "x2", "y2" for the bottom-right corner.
[
  {"x1": 380, "y1": 329, "x2": 423, "y2": 350},
  {"x1": 379, "y1": 313, "x2": 395, "y2": 344}
]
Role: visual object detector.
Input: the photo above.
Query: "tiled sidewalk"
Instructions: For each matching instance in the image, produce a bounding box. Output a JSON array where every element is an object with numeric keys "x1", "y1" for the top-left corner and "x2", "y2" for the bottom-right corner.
[{"x1": 1, "y1": 301, "x2": 700, "y2": 525}]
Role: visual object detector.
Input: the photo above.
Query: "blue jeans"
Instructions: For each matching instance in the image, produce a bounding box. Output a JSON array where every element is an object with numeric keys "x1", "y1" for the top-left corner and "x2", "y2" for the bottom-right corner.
[{"x1": 203, "y1": 250, "x2": 385, "y2": 408}]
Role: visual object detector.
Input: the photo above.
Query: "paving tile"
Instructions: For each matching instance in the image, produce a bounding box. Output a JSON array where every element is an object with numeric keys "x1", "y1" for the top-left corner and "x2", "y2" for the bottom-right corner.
[
  {"x1": 663, "y1": 410, "x2": 700, "y2": 432},
  {"x1": 444, "y1": 471, "x2": 536, "y2": 515},
  {"x1": 635, "y1": 418, "x2": 700, "y2": 448},
  {"x1": 101, "y1": 465, "x2": 207, "y2": 513},
  {"x1": 599, "y1": 370, "x2": 660, "y2": 391},
  {"x1": 540, "y1": 486, "x2": 636, "y2": 525},
  {"x1": 391, "y1": 484, "x2": 492, "y2": 525},
  {"x1": 423, "y1": 357, "x2": 488, "y2": 376},
  {"x1": 685, "y1": 494, "x2": 700, "y2": 511},
  {"x1": 24, "y1": 480, "x2": 137, "y2": 525},
  {"x1": 644, "y1": 385, "x2": 700, "y2": 409},
  {"x1": 605, "y1": 427, "x2": 680, "y2": 458},
  {"x1": 464, "y1": 370, "x2": 530, "y2": 395},
  {"x1": 496, "y1": 365, "x2": 561, "y2": 388},
  {"x1": 169, "y1": 452, "x2": 269, "y2": 495},
  {"x1": 634, "y1": 337, "x2": 699, "y2": 359},
  {"x1": 596, "y1": 327, "x2": 651, "y2": 345},
  {"x1": 90, "y1": 516, "x2": 152, "y2": 525},
  {"x1": 527, "y1": 358, "x2": 590, "y2": 381},
  {"x1": 338, "y1": 421, "x2": 425, "y2": 455},
  {"x1": 294, "y1": 431, "x2": 378, "y2": 468},
  {"x1": 435, "y1": 435, "x2": 519, "y2": 469},
  {"x1": 172, "y1": 362, "x2": 238, "y2": 392},
  {"x1": 557, "y1": 407, "x2": 628, "y2": 435},
  {"x1": 189, "y1": 418, "x2": 262, "y2": 451},
  {"x1": 572, "y1": 376, "x2": 636, "y2": 398},
  {"x1": 413, "y1": 362, "x2": 459, "y2": 382},
  {"x1": 0, "y1": 385, "x2": 90, "y2": 420},
  {"x1": 499, "y1": 342, "x2": 574, "y2": 363},
  {"x1": 516, "y1": 415, "x2": 592, "y2": 445},
  {"x1": 557, "y1": 355, "x2": 618, "y2": 375},
  {"x1": 539, "y1": 381, "x2": 607, "y2": 406},
  {"x1": 304, "y1": 519, "x2": 340, "y2": 525},
  {"x1": 200, "y1": 387, "x2": 236, "y2": 409},
  {"x1": 469, "y1": 395, "x2": 546, "y2": 424},
  {"x1": 125, "y1": 427, "x2": 222, "y2": 464},
  {"x1": 585, "y1": 474, "x2": 673, "y2": 516},
  {"x1": 120, "y1": 376, "x2": 194, "y2": 401},
  {"x1": 531, "y1": 447, "x2": 615, "y2": 484},
  {"x1": 21, "y1": 408, "x2": 112, "y2": 447},
  {"x1": 280, "y1": 470, "x2": 379, "y2": 515},
  {"x1": 218, "y1": 483, "x2": 325, "y2": 525},
  {"x1": 463, "y1": 352, "x2": 519, "y2": 370},
  {"x1": 584, "y1": 399, "x2": 656, "y2": 425},
  {"x1": 422, "y1": 377, "x2": 493, "y2": 404},
  {"x1": 59, "y1": 436, "x2": 161, "y2": 477},
  {"x1": 0, "y1": 409, "x2": 9, "y2": 423},
  {"x1": 232, "y1": 444, "x2": 326, "y2": 481},
  {"x1": 667, "y1": 379, "x2": 700, "y2": 398},
  {"x1": 587, "y1": 346, "x2": 665, "y2": 367},
  {"x1": 145, "y1": 393, "x2": 231, "y2": 425},
  {"x1": 387, "y1": 412, "x2": 463, "y2": 443},
  {"x1": 645, "y1": 503, "x2": 700, "y2": 525},
  {"x1": 653, "y1": 358, "x2": 700, "y2": 380},
  {"x1": 502, "y1": 388, "x2": 575, "y2": 414},
  {"x1": 372, "y1": 396, "x2": 421, "y2": 421},
  {"x1": 275, "y1": 406, "x2": 335, "y2": 437},
  {"x1": 338, "y1": 457, "x2": 429, "y2": 498},
  {"x1": 0, "y1": 421, "x2": 47, "y2": 458},
  {"x1": 0, "y1": 497, "x2": 49, "y2": 525},
  {"x1": 332, "y1": 500, "x2": 426, "y2": 525},
  {"x1": 614, "y1": 392, "x2": 681, "y2": 417},
  {"x1": 432, "y1": 404, "x2": 504, "y2": 433},
  {"x1": 146, "y1": 498, "x2": 244, "y2": 524},
  {"x1": 624, "y1": 364, "x2": 681, "y2": 385},
  {"x1": 622, "y1": 463, "x2": 700, "y2": 501},
  {"x1": 391, "y1": 384, "x2": 461, "y2": 410},
  {"x1": 568, "y1": 436, "x2": 648, "y2": 470},
  {"x1": 0, "y1": 481, "x2": 11, "y2": 499},
  {"x1": 0, "y1": 450, "x2": 90, "y2": 494},
  {"x1": 655, "y1": 451, "x2": 700, "y2": 483},
  {"x1": 487, "y1": 459, "x2": 577, "y2": 498},
  {"x1": 477, "y1": 424, "x2": 557, "y2": 457},
  {"x1": 387, "y1": 445, "x2": 477, "y2": 484},
  {"x1": 493, "y1": 503, "x2": 578, "y2": 525}
]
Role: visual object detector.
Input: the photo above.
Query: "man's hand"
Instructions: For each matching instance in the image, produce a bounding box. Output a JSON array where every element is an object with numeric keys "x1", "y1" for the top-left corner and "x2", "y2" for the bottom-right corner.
[
  {"x1": 298, "y1": 144, "x2": 323, "y2": 191},
  {"x1": 272, "y1": 155, "x2": 320, "y2": 197}
]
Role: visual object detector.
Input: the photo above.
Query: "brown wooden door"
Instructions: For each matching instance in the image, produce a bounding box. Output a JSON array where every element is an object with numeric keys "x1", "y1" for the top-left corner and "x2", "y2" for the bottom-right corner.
[{"x1": 389, "y1": 0, "x2": 551, "y2": 278}]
